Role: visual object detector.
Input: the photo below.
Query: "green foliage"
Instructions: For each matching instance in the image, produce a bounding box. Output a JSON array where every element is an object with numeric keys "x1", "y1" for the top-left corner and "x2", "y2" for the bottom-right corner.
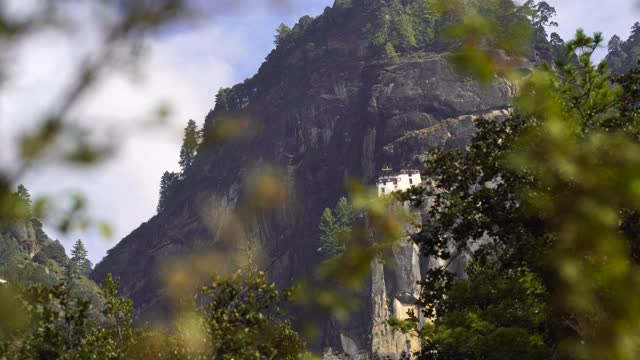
[
  {"x1": 178, "y1": 119, "x2": 200, "y2": 173},
  {"x1": 0, "y1": 271, "x2": 307, "y2": 359},
  {"x1": 367, "y1": 0, "x2": 443, "y2": 54},
  {"x1": 388, "y1": 309, "x2": 425, "y2": 338},
  {"x1": 606, "y1": 22, "x2": 640, "y2": 74},
  {"x1": 0, "y1": 283, "x2": 93, "y2": 359},
  {"x1": 524, "y1": 0, "x2": 558, "y2": 34},
  {"x1": 157, "y1": 170, "x2": 180, "y2": 213},
  {"x1": 508, "y1": 33, "x2": 640, "y2": 359},
  {"x1": 0, "y1": 278, "x2": 122, "y2": 359},
  {"x1": 406, "y1": 28, "x2": 640, "y2": 359},
  {"x1": 366, "y1": 0, "x2": 551, "y2": 63},
  {"x1": 15, "y1": 184, "x2": 31, "y2": 214},
  {"x1": 424, "y1": 249, "x2": 550, "y2": 359},
  {"x1": 390, "y1": 14, "x2": 417, "y2": 51},
  {"x1": 522, "y1": 1, "x2": 559, "y2": 62},
  {"x1": 0, "y1": 213, "x2": 87, "y2": 291},
  {"x1": 549, "y1": 32, "x2": 573, "y2": 64},
  {"x1": 215, "y1": 87, "x2": 232, "y2": 112},
  {"x1": 157, "y1": 119, "x2": 201, "y2": 213},
  {"x1": 444, "y1": 0, "x2": 538, "y2": 82},
  {"x1": 70, "y1": 239, "x2": 91, "y2": 278},
  {"x1": 182, "y1": 270, "x2": 305, "y2": 359},
  {"x1": 384, "y1": 42, "x2": 400, "y2": 63},
  {"x1": 406, "y1": 0, "x2": 443, "y2": 47},
  {"x1": 102, "y1": 274, "x2": 133, "y2": 334},
  {"x1": 318, "y1": 197, "x2": 353, "y2": 261},
  {"x1": 274, "y1": 23, "x2": 292, "y2": 46},
  {"x1": 83, "y1": 274, "x2": 135, "y2": 358}
]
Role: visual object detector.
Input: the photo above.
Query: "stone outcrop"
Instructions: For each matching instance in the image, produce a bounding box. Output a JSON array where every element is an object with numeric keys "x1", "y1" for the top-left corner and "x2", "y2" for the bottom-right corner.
[
  {"x1": 0, "y1": 217, "x2": 88, "y2": 288},
  {"x1": 2, "y1": 219, "x2": 44, "y2": 261}
]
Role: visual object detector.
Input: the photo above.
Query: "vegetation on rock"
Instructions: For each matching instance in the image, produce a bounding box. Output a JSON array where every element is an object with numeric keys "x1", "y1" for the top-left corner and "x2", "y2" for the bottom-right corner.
[
  {"x1": 157, "y1": 119, "x2": 202, "y2": 213},
  {"x1": 318, "y1": 197, "x2": 354, "y2": 261}
]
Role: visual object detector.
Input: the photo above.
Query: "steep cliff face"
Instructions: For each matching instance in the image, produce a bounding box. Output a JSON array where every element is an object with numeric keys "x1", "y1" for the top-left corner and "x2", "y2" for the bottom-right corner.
[{"x1": 92, "y1": 1, "x2": 514, "y2": 356}]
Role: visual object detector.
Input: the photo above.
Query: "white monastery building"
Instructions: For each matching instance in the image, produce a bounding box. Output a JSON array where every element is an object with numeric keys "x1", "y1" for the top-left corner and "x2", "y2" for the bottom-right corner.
[{"x1": 377, "y1": 169, "x2": 422, "y2": 196}]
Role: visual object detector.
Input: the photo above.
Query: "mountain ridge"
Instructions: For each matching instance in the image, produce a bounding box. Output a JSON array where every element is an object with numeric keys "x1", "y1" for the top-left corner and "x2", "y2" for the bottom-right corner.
[{"x1": 91, "y1": 0, "x2": 553, "y2": 356}]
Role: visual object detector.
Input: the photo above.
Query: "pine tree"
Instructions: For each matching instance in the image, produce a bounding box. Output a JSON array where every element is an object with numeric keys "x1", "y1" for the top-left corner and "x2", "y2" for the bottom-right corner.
[
  {"x1": 274, "y1": 23, "x2": 292, "y2": 46},
  {"x1": 178, "y1": 119, "x2": 199, "y2": 174},
  {"x1": 215, "y1": 88, "x2": 232, "y2": 111},
  {"x1": 318, "y1": 208, "x2": 339, "y2": 260},
  {"x1": 318, "y1": 197, "x2": 353, "y2": 260},
  {"x1": 525, "y1": 0, "x2": 558, "y2": 34},
  {"x1": 384, "y1": 42, "x2": 399, "y2": 63},
  {"x1": 70, "y1": 239, "x2": 90, "y2": 278},
  {"x1": 83, "y1": 258, "x2": 93, "y2": 276},
  {"x1": 334, "y1": 197, "x2": 354, "y2": 229},
  {"x1": 608, "y1": 35, "x2": 622, "y2": 54},
  {"x1": 631, "y1": 22, "x2": 640, "y2": 42},
  {"x1": 101, "y1": 274, "x2": 133, "y2": 343},
  {"x1": 15, "y1": 184, "x2": 31, "y2": 206},
  {"x1": 157, "y1": 171, "x2": 180, "y2": 213},
  {"x1": 391, "y1": 14, "x2": 417, "y2": 50},
  {"x1": 14, "y1": 184, "x2": 32, "y2": 218},
  {"x1": 65, "y1": 261, "x2": 77, "y2": 285}
]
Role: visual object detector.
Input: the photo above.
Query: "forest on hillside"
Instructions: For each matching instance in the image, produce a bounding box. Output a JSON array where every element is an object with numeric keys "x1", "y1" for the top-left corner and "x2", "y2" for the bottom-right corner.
[{"x1": 1, "y1": 0, "x2": 640, "y2": 359}]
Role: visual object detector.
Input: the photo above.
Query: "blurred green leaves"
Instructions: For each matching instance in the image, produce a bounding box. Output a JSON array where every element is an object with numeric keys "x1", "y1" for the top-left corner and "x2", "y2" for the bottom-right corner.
[
  {"x1": 413, "y1": 13, "x2": 640, "y2": 358},
  {"x1": 436, "y1": 0, "x2": 534, "y2": 82}
]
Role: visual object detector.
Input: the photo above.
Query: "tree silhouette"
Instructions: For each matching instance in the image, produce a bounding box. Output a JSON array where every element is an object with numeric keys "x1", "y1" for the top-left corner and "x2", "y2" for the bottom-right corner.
[
  {"x1": 274, "y1": 23, "x2": 292, "y2": 46},
  {"x1": 157, "y1": 171, "x2": 180, "y2": 213},
  {"x1": 70, "y1": 239, "x2": 90, "y2": 278},
  {"x1": 178, "y1": 119, "x2": 200, "y2": 174}
]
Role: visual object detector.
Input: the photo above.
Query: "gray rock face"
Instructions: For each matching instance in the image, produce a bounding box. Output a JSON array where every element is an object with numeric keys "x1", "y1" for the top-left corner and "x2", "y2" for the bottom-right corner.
[
  {"x1": 370, "y1": 237, "x2": 424, "y2": 358},
  {"x1": 2, "y1": 219, "x2": 39, "y2": 259},
  {"x1": 373, "y1": 54, "x2": 513, "y2": 119},
  {"x1": 92, "y1": 10, "x2": 513, "y2": 357}
]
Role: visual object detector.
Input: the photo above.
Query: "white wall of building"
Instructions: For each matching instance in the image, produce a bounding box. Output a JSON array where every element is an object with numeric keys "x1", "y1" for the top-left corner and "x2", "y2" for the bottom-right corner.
[{"x1": 377, "y1": 170, "x2": 422, "y2": 196}]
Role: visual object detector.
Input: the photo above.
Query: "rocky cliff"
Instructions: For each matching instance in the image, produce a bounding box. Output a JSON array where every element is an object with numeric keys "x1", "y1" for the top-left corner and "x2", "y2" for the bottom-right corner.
[
  {"x1": 0, "y1": 217, "x2": 65, "y2": 285},
  {"x1": 0, "y1": 215, "x2": 101, "y2": 298},
  {"x1": 92, "y1": 1, "x2": 516, "y2": 357}
]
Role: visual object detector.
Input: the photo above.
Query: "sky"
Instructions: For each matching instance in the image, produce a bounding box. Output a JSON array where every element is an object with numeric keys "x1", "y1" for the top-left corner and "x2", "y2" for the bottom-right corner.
[{"x1": 1, "y1": 0, "x2": 638, "y2": 264}]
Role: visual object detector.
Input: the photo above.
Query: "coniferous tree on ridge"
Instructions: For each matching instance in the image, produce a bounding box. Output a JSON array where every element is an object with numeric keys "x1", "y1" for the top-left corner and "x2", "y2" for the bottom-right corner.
[
  {"x1": 15, "y1": 185, "x2": 31, "y2": 207},
  {"x1": 70, "y1": 239, "x2": 91, "y2": 278},
  {"x1": 178, "y1": 119, "x2": 199, "y2": 174},
  {"x1": 274, "y1": 23, "x2": 291, "y2": 46},
  {"x1": 157, "y1": 120, "x2": 200, "y2": 213},
  {"x1": 157, "y1": 171, "x2": 180, "y2": 213},
  {"x1": 13, "y1": 184, "x2": 32, "y2": 218}
]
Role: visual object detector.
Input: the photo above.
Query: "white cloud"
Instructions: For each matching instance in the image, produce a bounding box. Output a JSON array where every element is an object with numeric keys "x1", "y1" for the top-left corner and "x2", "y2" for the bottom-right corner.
[{"x1": 2, "y1": 20, "x2": 239, "y2": 263}]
